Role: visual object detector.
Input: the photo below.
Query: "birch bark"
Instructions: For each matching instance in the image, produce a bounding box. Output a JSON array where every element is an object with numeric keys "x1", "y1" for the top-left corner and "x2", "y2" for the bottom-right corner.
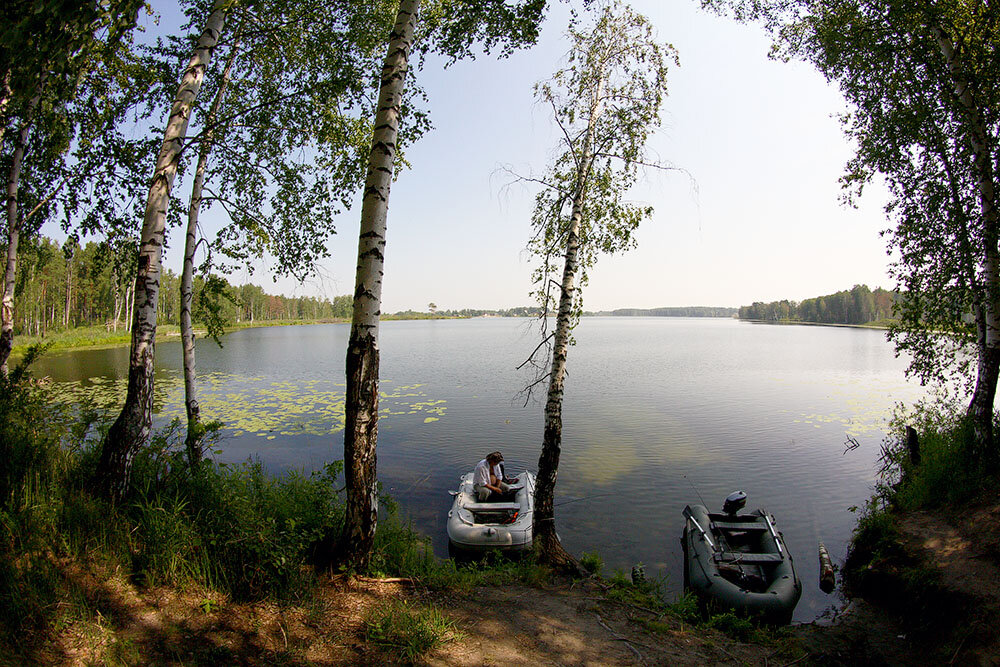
[
  {"x1": 534, "y1": 94, "x2": 599, "y2": 567},
  {"x1": 181, "y1": 35, "x2": 239, "y2": 465},
  {"x1": 933, "y1": 24, "x2": 1000, "y2": 456},
  {"x1": 334, "y1": 0, "x2": 418, "y2": 570},
  {"x1": 0, "y1": 83, "x2": 43, "y2": 374},
  {"x1": 524, "y1": 4, "x2": 671, "y2": 568},
  {"x1": 95, "y1": 2, "x2": 227, "y2": 502}
]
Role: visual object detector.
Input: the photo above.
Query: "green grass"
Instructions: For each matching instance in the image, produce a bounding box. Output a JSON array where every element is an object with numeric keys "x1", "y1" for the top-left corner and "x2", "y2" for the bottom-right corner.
[
  {"x1": 364, "y1": 600, "x2": 463, "y2": 661},
  {"x1": 875, "y1": 400, "x2": 999, "y2": 511},
  {"x1": 579, "y1": 550, "x2": 604, "y2": 575}
]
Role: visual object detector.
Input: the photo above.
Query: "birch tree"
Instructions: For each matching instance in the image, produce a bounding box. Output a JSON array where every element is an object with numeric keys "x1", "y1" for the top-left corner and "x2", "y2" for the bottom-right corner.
[
  {"x1": 94, "y1": 1, "x2": 228, "y2": 502},
  {"x1": 176, "y1": 0, "x2": 398, "y2": 461},
  {"x1": 333, "y1": 0, "x2": 547, "y2": 571},
  {"x1": 520, "y1": 1, "x2": 674, "y2": 568},
  {"x1": 718, "y1": 0, "x2": 1000, "y2": 459},
  {"x1": 0, "y1": 0, "x2": 143, "y2": 373}
]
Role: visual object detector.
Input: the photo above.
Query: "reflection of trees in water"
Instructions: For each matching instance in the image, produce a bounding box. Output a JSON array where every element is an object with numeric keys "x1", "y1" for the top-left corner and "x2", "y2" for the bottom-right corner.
[{"x1": 48, "y1": 375, "x2": 446, "y2": 438}]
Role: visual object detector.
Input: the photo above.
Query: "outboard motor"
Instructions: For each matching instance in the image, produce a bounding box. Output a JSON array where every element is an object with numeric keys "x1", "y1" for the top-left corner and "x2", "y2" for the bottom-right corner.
[{"x1": 722, "y1": 490, "x2": 747, "y2": 516}]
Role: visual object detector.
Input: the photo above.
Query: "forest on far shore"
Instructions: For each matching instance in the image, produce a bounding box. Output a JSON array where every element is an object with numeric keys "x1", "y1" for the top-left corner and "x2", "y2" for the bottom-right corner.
[
  {"x1": 738, "y1": 284, "x2": 895, "y2": 325},
  {"x1": 10, "y1": 235, "x2": 354, "y2": 337},
  {"x1": 11, "y1": 234, "x2": 897, "y2": 339}
]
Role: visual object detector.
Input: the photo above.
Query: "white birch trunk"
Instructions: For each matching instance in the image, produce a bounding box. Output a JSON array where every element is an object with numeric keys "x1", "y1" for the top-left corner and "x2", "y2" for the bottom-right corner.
[
  {"x1": 181, "y1": 36, "x2": 238, "y2": 463},
  {"x1": 95, "y1": 2, "x2": 227, "y2": 502},
  {"x1": 334, "y1": 0, "x2": 418, "y2": 570},
  {"x1": 64, "y1": 251, "x2": 72, "y2": 327},
  {"x1": 0, "y1": 82, "x2": 42, "y2": 374},
  {"x1": 534, "y1": 78, "x2": 603, "y2": 567},
  {"x1": 934, "y1": 25, "x2": 1000, "y2": 455}
]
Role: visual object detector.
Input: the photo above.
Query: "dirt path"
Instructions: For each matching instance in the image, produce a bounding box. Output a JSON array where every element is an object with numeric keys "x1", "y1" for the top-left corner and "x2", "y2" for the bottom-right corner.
[
  {"x1": 896, "y1": 506, "x2": 1000, "y2": 664},
  {"x1": 31, "y1": 565, "x2": 788, "y2": 666},
  {"x1": 419, "y1": 581, "x2": 777, "y2": 666}
]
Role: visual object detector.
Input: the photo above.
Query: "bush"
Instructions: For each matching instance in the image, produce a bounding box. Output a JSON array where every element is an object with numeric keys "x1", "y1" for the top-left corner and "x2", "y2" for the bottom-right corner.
[
  {"x1": 878, "y1": 399, "x2": 999, "y2": 511},
  {"x1": 126, "y1": 438, "x2": 346, "y2": 599},
  {"x1": 706, "y1": 611, "x2": 757, "y2": 642},
  {"x1": 579, "y1": 550, "x2": 603, "y2": 575}
]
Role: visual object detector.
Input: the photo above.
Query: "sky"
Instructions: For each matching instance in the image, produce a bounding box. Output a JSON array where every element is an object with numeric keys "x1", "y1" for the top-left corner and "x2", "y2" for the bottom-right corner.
[{"x1": 51, "y1": 0, "x2": 896, "y2": 313}]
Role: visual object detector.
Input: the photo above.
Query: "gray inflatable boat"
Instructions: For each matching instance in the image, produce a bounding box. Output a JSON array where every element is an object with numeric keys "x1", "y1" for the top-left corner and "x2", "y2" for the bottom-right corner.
[{"x1": 682, "y1": 492, "x2": 801, "y2": 624}]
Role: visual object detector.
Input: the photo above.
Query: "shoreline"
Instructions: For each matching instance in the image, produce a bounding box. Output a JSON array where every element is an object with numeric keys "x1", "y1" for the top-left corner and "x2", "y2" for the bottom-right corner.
[
  {"x1": 10, "y1": 314, "x2": 894, "y2": 358},
  {"x1": 738, "y1": 318, "x2": 893, "y2": 330}
]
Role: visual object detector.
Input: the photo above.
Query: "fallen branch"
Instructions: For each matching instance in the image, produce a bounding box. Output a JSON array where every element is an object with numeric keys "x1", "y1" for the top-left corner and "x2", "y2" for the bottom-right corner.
[
  {"x1": 355, "y1": 576, "x2": 414, "y2": 584},
  {"x1": 583, "y1": 595, "x2": 666, "y2": 618},
  {"x1": 596, "y1": 614, "x2": 644, "y2": 663}
]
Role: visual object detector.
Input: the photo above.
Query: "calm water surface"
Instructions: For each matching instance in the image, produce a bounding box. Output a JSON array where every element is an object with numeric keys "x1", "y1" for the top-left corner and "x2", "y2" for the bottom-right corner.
[{"x1": 34, "y1": 317, "x2": 928, "y2": 622}]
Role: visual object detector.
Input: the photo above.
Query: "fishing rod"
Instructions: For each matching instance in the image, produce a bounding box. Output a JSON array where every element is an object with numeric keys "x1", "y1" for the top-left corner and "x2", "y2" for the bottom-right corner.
[
  {"x1": 553, "y1": 492, "x2": 615, "y2": 507},
  {"x1": 683, "y1": 474, "x2": 709, "y2": 508}
]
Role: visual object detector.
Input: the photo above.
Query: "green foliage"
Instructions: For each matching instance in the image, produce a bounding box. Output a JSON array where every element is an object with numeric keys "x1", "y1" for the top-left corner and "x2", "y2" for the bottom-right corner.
[
  {"x1": 843, "y1": 498, "x2": 903, "y2": 585},
  {"x1": 0, "y1": 347, "x2": 88, "y2": 649},
  {"x1": 578, "y1": 550, "x2": 603, "y2": 575},
  {"x1": 8, "y1": 235, "x2": 354, "y2": 343},
  {"x1": 0, "y1": 345, "x2": 62, "y2": 510},
  {"x1": 527, "y1": 1, "x2": 676, "y2": 326},
  {"x1": 363, "y1": 599, "x2": 462, "y2": 662},
  {"x1": 877, "y1": 400, "x2": 999, "y2": 511},
  {"x1": 665, "y1": 592, "x2": 701, "y2": 625},
  {"x1": 739, "y1": 284, "x2": 896, "y2": 325},
  {"x1": 706, "y1": 611, "x2": 757, "y2": 643},
  {"x1": 125, "y1": 437, "x2": 346, "y2": 599},
  {"x1": 193, "y1": 274, "x2": 236, "y2": 345},
  {"x1": 603, "y1": 567, "x2": 670, "y2": 613}
]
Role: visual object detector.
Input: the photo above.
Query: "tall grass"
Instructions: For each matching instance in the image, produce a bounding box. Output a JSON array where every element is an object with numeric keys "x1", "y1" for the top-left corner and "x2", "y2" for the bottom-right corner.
[
  {"x1": 876, "y1": 398, "x2": 999, "y2": 511},
  {"x1": 364, "y1": 599, "x2": 462, "y2": 661},
  {"x1": 0, "y1": 349, "x2": 557, "y2": 660}
]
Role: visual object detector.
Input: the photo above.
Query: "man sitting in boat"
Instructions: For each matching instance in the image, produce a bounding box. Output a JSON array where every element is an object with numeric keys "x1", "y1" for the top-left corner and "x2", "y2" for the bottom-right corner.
[
  {"x1": 488, "y1": 450, "x2": 519, "y2": 486},
  {"x1": 474, "y1": 452, "x2": 510, "y2": 502}
]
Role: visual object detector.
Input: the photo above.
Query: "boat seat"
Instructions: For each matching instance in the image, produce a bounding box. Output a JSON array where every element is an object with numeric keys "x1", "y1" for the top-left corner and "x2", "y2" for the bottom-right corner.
[
  {"x1": 714, "y1": 551, "x2": 783, "y2": 564},
  {"x1": 712, "y1": 521, "x2": 768, "y2": 532},
  {"x1": 464, "y1": 502, "x2": 520, "y2": 512}
]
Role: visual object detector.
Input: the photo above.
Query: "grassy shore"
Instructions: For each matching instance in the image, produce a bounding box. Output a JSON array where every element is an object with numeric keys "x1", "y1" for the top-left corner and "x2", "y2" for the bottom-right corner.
[
  {"x1": 9, "y1": 314, "x2": 480, "y2": 357},
  {"x1": 739, "y1": 317, "x2": 896, "y2": 330},
  {"x1": 8, "y1": 320, "x2": 345, "y2": 356}
]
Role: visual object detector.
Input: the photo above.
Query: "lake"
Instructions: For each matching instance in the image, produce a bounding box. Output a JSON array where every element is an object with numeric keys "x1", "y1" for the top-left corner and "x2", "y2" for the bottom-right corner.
[{"x1": 33, "y1": 316, "x2": 928, "y2": 622}]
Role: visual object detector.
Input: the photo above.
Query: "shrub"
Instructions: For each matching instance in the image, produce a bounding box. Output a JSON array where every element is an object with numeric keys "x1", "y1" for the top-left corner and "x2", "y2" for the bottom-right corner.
[
  {"x1": 579, "y1": 550, "x2": 603, "y2": 576},
  {"x1": 126, "y1": 449, "x2": 346, "y2": 600},
  {"x1": 878, "y1": 398, "x2": 999, "y2": 511},
  {"x1": 706, "y1": 611, "x2": 756, "y2": 642}
]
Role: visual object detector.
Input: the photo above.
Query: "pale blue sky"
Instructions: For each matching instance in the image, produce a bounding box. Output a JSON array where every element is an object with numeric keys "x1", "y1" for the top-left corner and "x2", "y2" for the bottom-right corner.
[{"x1": 60, "y1": 1, "x2": 895, "y2": 312}]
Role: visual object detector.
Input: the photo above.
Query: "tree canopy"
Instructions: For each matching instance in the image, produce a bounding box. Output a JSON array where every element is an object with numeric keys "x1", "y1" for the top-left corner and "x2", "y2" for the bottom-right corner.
[{"x1": 709, "y1": 0, "x2": 1000, "y2": 455}]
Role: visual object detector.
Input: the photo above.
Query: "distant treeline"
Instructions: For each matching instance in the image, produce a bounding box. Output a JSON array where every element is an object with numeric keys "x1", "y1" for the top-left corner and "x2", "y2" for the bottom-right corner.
[
  {"x1": 603, "y1": 306, "x2": 737, "y2": 318},
  {"x1": 396, "y1": 306, "x2": 542, "y2": 319},
  {"x1": 10, "y1": 236, "x2": 353, "y2": 337},
  {"x1": 738, "y1": 284, "x2": 895, "y2": 325}
]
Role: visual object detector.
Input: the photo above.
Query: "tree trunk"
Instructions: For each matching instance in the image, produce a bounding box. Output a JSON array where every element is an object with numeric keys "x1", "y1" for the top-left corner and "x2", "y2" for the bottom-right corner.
[
  {"x1": 332, "y1": 0, "x2": 418, "y2": 571},
  {"x1": 533, "y1": 83, "x2": 601, "y2": 572},
  {"x1": 0, "y1": 82, "x2": 42, "y2": 374},
  {"x1": 64, "y1": 250, "x2": 72, "y2": 328},
  {"x1": 181, "y1": 33, "x2": 239, "y2": 466},
  {"x1": 534, "y1": 191, "x2": 587, "y2": 570},
  {"x1": 933, "y1": 25, "x2": 1000, "y2": 458},
  {"x1": 94, "y1": 3, "x2": 227, "y2": 502}
]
